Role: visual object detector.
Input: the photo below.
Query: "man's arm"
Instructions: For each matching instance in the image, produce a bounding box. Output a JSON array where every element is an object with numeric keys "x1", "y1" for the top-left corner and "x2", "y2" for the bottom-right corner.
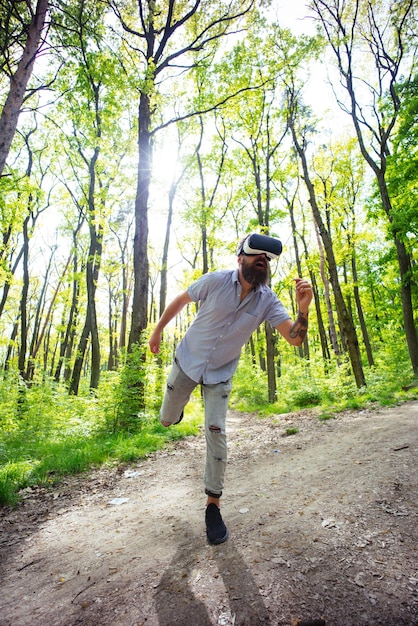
[
  {"x1": 149, "y1": 290, "x2": 192, "y2": 354},
  {"x1": 275, "y1": 278, "x2": 313, "y2": 347}
]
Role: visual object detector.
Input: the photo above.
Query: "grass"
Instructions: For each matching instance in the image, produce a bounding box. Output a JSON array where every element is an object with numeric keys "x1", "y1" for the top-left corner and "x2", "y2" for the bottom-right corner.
[
  {"x1": 1, "y1": 348, "x2": 417, "y2": 507},
  {"x1": 230, "y1": 349, "x2": 418, "y2": 417},
  {"x1": 0, "y1": 374, "x2": 203, "y2": 506}
]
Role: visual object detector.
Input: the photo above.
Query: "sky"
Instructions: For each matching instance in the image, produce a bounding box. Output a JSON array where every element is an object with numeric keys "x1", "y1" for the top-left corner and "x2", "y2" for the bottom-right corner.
[{"x1": 270, "y1": 0, "x2": 317, "y2": 34}]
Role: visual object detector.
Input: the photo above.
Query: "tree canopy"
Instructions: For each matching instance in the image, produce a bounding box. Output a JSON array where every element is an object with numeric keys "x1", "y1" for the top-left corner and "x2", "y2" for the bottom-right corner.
[{"x1": 0, "y1": 0, "x2": 417, "y2": 407}]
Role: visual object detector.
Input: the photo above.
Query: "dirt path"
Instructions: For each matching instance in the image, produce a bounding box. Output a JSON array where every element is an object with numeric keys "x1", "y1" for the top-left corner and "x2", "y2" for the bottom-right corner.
[{"x1": 1, "y1": 401, "x2": 417, "y2": 626}]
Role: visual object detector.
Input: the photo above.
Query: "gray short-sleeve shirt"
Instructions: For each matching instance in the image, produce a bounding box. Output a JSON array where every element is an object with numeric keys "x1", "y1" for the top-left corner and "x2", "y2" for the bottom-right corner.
[{"x1": 175, "y1": 269, "x2": 290, "y2": 384}]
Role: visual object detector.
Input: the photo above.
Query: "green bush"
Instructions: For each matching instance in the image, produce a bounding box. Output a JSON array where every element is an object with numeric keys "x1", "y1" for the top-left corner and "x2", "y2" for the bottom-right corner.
[
  {"x1": 230, "y1": 359, "x2": 269, "y2": 409},
  {"x1": 1, "y1": 339, "x2": 417, "y2": 507},
  {"x1": 291, "y1": 388, "x2": 322, "y2": 408}
]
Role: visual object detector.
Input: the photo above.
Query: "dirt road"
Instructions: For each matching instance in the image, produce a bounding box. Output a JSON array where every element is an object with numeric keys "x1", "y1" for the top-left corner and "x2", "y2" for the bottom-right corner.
[{"x1": 1, "y1": 401, "x2": 417, "y2": 625}]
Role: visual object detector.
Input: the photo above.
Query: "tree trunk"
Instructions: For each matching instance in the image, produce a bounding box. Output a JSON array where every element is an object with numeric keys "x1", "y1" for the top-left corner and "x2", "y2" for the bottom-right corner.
[
  {"x1": 0, "y1": 0, "x2": 49, "y2": 176},
  {"x1": 4, "y1": 320, "x2": 19, "y2": 371},
  {"x1": 312, "y1": 0, "x2": 417, "y2": 376},
  {"x1": 159, "y1": 181, "x2": 175, "y2": 318},
  {"x1": 25, "y1": 248, "x2": 60, "y2": 381},
  {"x1": 288, "y1": 198, "x2": 310, "y2": 359},
  {"x1": 380, "y1": 181, "x2": 418, "y2": 374},
  {"x1": 299, "y1": 234, "x2": 330, "y2": 365},
  {"x1": 288, "y1": 114, "x2": 366, "y2": 388},
  {"x1": 265, "y1": 322, "x2": 277, "y2": 403},
  {"x1": 18, "y1": 216, "x2": 30, "y2": 378},
  {"x1": 0, "y1": 245, "x2": 24, "y2": 319},
  {"x1": 69, "y1": 314, "x2": 91, "y2": 395},
  {"x1": 55, "y1": 264, "x2": 80, "y2": 383},
  {"x1": 351, "y1": 252, "x2": 375, "y2": 368},
  {"x1": 69, "y1": 222, "x2": 102, "y2": 394},
  {"x1": 314, "y1": 222, "x2": 340, "y2": 356},
  {"x1": 87, "y1": 221, "x2": 102, "y2": 390},
  {"x1": 128, "y1": 92, "x2": 151, "y2": 349}
]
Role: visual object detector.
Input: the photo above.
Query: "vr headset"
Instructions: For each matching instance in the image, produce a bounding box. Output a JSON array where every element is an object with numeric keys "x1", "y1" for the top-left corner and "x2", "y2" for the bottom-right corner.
[{"x1": 237, "y1": 233, "x2": 282, "y2": 261}]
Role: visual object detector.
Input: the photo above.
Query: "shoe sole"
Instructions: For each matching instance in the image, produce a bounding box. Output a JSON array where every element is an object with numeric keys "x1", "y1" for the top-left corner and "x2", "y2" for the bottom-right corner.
[{"x1": 207, "y1": 528, "x2": 229, "y2": 545}]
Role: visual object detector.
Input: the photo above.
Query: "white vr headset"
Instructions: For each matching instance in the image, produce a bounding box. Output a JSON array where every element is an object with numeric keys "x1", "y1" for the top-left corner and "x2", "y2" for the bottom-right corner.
[{"x1": 237, "y1": 233, "x2": 283, "y2": 261}]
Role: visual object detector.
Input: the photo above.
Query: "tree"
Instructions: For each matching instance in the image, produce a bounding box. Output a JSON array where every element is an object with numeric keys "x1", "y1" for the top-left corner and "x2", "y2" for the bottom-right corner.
[
  {"x1": 386, "y1": 75, "x2": 418, "y2": 241},
  {"x1": 53, "y1": 214, "x2": 84, "y2": 383},
  {"x1": 0, "y1": 0, "x2": 50, "y2": 176},
  {"x1": 311, "y1": 0, "x2": 418, "y2": 376},
  {"x1": 15, "y1": 127, "x2": 49, "y2": 379},
  {"x1": 212, "y1": 24, "x2": 305, "y2": 401},
  {"x1": 310, "y1": 139, "x2": 375, "y2": 367},
  {"x1": 109, "y1": 0, "x2": 256, "y2": 350},
  {"x1": 286, "y1": 87, "x2": 366, "y2": 388},
  {"x1": 50, "y1": 0, "x2": 134, "y2": 393}
]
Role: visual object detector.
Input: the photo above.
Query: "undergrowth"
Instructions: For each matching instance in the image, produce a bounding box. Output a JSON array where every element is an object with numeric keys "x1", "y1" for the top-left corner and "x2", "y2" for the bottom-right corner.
[
  {"x1": 0, "y1": 370, "x2": 202, "y2": 507},
  {"x1": 1, "y1": 346, "x2": 417, "y2": 507}
]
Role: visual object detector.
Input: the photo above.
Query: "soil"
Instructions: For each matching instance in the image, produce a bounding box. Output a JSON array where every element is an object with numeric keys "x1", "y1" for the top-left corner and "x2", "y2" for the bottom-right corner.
[{"x1": 0, "y1": 401, "x2": 417, "y2": 626}]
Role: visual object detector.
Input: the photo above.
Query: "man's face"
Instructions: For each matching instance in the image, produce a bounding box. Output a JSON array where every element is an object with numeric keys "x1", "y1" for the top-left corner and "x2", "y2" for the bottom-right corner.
[{"x1": 240, "y1": 254, "x2": 270, "y2": 287}]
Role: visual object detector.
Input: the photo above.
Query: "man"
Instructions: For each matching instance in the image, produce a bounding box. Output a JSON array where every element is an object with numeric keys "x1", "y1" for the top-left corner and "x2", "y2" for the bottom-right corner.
[{"x1": 149, "y1": 233, "x2": 313, "y2": 545}]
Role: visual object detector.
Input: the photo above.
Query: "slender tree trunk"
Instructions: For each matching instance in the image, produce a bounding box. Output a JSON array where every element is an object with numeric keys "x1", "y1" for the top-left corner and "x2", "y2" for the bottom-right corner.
[
  {"x1": 288, "y1": 114, "x2": 366, "y2": 388},
  {"x1": 314, "y1": 222, "x2": 340, "y2": 356},
  {"x1": 288, "y1": 199, "x2": 310, "y2": 359},
  {"x1": 4, "y1": 320, "x2": 19, "y2": 371},
  {"x1": 54, "y1": 220, "x2": 82, "y2": 382},
  {"x1": 18, "y1": 216, "x2": 30, "y2": 378},
  {"x1": 107, "y1": 284, "x2": 118, "y2": 371},
  {"x1": 0, "y1": 247, "x2": 24, "y2": 319},
  {"x1": 299, "y1": 234, "x2": 330, "y2": 364},
  {"x1": 311, "y1": 275, "x2": 331, "y2": 366},
  {"x1": 128, "y1": 93, "x2": 151, "y2": 349},
  {"x1": 88, "y1": 236, "x2": 102, "y2": 390},
  {"x1": 0, "y1": 0, "x2": 49, "y2": 176},
  {"x1": 265, "y1": 322, "x2": 277, "y2": 402},
  {"x1": 69, "y1": 225, "x2": 102, "y2": 394},
  {"x1": 25, "y1": 248, "x2": 62, "y2": 381},
  {"x1": 351, "y1": 251, "x2": 375, "y2": 367},
  {"x1": 159, "y1": 178, "x2": 176, "y2": 318},
  {"x1": 69, "y1": 315, "x2": 91, "y2": 395}
]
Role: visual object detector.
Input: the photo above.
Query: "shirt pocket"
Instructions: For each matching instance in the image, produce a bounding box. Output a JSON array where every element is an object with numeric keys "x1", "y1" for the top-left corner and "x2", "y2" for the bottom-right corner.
[{"x1": 235, "y1": 311, "x2": 259, "y2": 335}]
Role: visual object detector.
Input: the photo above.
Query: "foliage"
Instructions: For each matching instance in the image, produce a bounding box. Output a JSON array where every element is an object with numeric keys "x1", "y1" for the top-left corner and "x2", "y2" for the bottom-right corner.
[
  {"x1": 1, "y1": 336, "x2": 417, "y2": 506},
  {"x1": 230, "y1": 343, "x2": 418, "y2": 417},
  {"x1": 106, "y1": 344, "x2": 148, "y2": 432},
  {"x1": 0, "y1": 371, "x2": 202, "y2": 506},
  {"x1": 0, "y1": 0, "x2": 417, "y2": 505},
  {"x1": 386, "y1": 75, "x2": 418, "y2": 245}
]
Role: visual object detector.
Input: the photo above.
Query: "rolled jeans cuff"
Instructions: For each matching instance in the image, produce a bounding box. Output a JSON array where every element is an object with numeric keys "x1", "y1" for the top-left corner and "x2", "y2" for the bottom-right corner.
[{"x1": 205, "y1": 488, "x2": 222, "y2": 499}]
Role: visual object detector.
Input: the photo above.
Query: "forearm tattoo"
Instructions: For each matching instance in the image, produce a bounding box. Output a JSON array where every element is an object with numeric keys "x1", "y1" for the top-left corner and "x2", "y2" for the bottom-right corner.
[{"x1": 289, "y1": 310, "x2": 309, "y2": 340}]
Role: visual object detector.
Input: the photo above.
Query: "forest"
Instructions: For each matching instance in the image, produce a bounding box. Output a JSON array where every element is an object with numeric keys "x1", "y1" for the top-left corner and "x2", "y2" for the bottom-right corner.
[{"x1": 0, "y1": 0, "x2": 417, "y2": 506}]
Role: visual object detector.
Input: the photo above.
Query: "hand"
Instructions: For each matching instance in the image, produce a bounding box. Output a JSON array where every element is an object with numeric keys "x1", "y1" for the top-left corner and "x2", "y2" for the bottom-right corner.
[
  {"x1": 294, "y1": 277, "x2": 313, "y2": 312},
  {"x1": 149, "y1": 329, "x2": 161, "y2": 354}
]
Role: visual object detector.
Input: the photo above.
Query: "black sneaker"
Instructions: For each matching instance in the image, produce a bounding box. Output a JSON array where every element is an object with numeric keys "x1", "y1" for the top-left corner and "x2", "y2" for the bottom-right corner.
[{"x1": 205, "y1": 503, "x2": 229, "y2": 545}]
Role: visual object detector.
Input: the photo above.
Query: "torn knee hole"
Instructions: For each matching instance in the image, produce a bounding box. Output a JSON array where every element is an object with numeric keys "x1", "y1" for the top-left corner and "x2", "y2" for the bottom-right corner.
[
  {"x1": 167, "y1": 383, "x2": 174, "y2": 391},
  {"x1": 209, "y1": 424, "x2": 221, "y2": 433}
]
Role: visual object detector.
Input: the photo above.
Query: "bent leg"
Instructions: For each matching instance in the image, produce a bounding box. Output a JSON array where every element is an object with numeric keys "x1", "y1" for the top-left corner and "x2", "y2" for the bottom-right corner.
[{"x1": 160, "y1": 359, "x2": 197, "y2": 426}]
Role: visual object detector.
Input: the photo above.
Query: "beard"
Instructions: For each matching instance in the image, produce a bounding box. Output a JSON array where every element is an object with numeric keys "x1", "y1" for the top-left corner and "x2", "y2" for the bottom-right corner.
[{"x1": 241, "y1": 256, "x2": 269, "y2": 288}]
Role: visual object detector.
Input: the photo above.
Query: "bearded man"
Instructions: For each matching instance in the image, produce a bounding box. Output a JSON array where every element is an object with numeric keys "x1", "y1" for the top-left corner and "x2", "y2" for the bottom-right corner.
[{"x1": 149, "y1": 233, "x2": 312, "y2": 545}]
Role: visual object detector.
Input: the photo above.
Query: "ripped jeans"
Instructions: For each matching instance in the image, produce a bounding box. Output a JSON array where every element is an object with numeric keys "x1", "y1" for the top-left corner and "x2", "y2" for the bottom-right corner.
[{"x1": 159, "y1": 359, "x2": 232, "y2": 497}]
